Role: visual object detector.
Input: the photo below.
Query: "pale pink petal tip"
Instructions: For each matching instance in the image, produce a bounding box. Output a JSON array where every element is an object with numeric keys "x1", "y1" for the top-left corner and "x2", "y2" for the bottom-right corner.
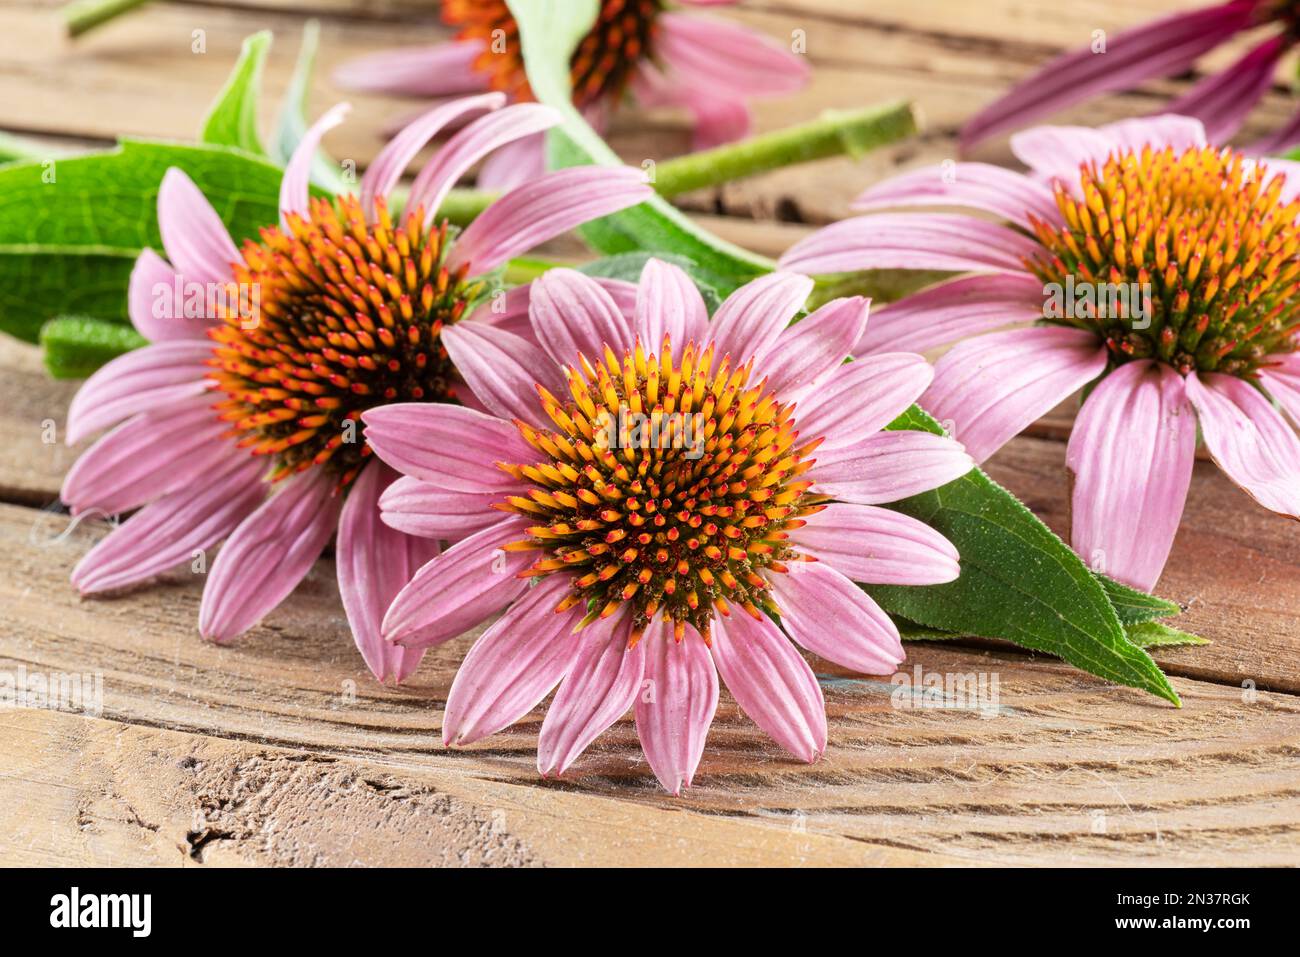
[
  {"x1": 448, "y1": 166, "x2": 653, "y2": 274},
  {"x1": 281, "y1": 103, "x2": 351, "y2": 225},
  {"x1": 635, "y1": 617, "x2": 718, "y2": 794},
  {"x1": 1066, "y1": 361, "x2": 1195, "y2": 593},
  {"x1": 198, "y1": 467, "x2": 341, "y2": 644},
  {"x1": 710, "y1": 612, "x2": 827, "y2": 764},
  {"x1": 441, "y1": 576, "x2": 583, "y2": 747},
  {"x1": 336, "y1": 462, "x2": 438, "y2": 684},
  {"x1": 157, "y1": 168, "x2": 241, "y2": 288},
  {"x1": 1186, "y1": 371, "x2": 1300, "y2": 519},
  {"x1": 537, "y1": 611, "x2": 645, "y2": 778}
]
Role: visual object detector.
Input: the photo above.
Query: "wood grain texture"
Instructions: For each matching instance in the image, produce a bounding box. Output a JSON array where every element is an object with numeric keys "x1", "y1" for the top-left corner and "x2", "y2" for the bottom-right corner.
[
  {"x1": 1, "y1": 0, "x2": 1299, "y2": 866},
  {"x1": 2, "y1": 0, "x2": 1298, "y2": 224},
  {"x1": 2, "y1": 502, "x2": 1298, "y2": 866}
]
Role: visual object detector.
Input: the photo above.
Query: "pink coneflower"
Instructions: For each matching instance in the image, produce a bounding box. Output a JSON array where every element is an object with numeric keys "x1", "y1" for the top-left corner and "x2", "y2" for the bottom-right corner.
[
  {"x1": 335, "y1": 0, "x2": 809, "y2": 189},
  {"x1": 961, "y1": 0, "x2": 1300, "y2": 154},
  {"x1": 361, "y1": 260, "x2": 973, "y2": 792},
  {"x1": 61, "y1": 93, "x2": 652, "y2": 682},
  {"x1": 780, "y1": 115, "x2": 1300, "y2": 592}
]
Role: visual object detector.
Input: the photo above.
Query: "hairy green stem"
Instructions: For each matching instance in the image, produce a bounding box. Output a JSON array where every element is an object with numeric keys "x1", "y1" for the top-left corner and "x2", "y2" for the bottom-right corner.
[
  {"x1": 651, "y1": 101, "x2": 918, "y2": 197},
  {"x1": 63, "y1": 0, "x2": 153, "y2": 37},
  {"x1": 436, "y1": 100, "x2": 919, "y2": 226}
]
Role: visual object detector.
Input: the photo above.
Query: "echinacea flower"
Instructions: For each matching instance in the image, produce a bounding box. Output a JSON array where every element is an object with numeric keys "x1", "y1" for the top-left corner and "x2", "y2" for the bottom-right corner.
[
  {"x1": 961, "y1": 0, "x2": 1300, "y2": 154},
  {"x1": 335, "y1": 0, "x2": 809, "y2": 189},
  {"x1": 781, "y1": 115, "x2": 1300, "y2": 592},
  {"x1": 361, "y1": 260, "x2": 973, "y2": 792},
  {"x1": 61, "y1": 92, "x2": 651, "y2": 682}
]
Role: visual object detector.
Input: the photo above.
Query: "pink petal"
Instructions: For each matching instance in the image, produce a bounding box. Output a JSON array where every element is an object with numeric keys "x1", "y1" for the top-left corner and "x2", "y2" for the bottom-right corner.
[
  {"x1": 856, "y1": 273, "x2": 1045, "y2": 357},
  {"x1": 778, "y1": 213, "x2": 1040, "y2": 276},
  {"x1": 1066, "y1": 361, "x2": 1196, "y2": 592},
  {"x1": 635, "y1": 258, "x2": 709, "y2": 353},
  {"x1": 408, "y1": 102, "x2": 560, "y2": 222},
  {"x1": 65, "y1": 339, "x2": 211, "y2": 444},
  {"x1": 1014, "y1": 115, "x2": 1210, "y2": 189},
  {"x1": 852, "y1": 162, "x2": 1060, "y2": 230},
  {"x1": 468, "y1": 275, "x2": 636, "y2": 337},
  {"x1": 378, "y1": 476, "x2": 503, "y2": 542},
  {"x1": 1163, "y1": 35, "x2": 1286, "y2": 144},
  {"x1": 1009, "y1": 125, "x2": 1115, "y2": 187},
  {"x1": 527, "y1": 268, "x2": 636, "y2": 367},
  {"x1": 439, "y1": 322, "x2": 565, "y2": 428},
  {"x1": 62, "y1": 396, "x2": 236, "y2": 515},
  {"x1": 537, "y1": 610, "x2": 646, "y2": 777},
  {"x1": 709, "y1": 610, "x2": 826, "y2": 763},
  {"x1": 656, "y1": 12, "x2": 809, "y2": 98},
  {"x1": 381, "y1": 517, "x2": 533, "y2": 648},
  {"x1": 332, "y1": 41, "x2": 491, "y2": 97},
  {"x1": 1186, "y1": 371, "x2": 1300, "y2": 518},
  {"x1": 635, "y1": 617, "x2": 718, "y2": 795},
  {"x1": 280, "y1": 103, "x2": 350, "y2": 227},
  {"x1": 336, "y1": 462, "x2": 441, "y2": 684},
  {"x1": 791, "y1": 502, "x2": 960, "y2": 586},
  {"x1": 629, "y1": 61, "x2": 752, "y2": 149},
  {"x1": 922, "y1": 326, "x2": 1109, "y2": 463},
  {"x1": 709, "y1": 271, "x2": 814, "y2": 362},
  {"x1": 447, "y1": 166, "x2": 652, "y2": 274},
  {"x1": 358, "y1": 93, "x2": 506, "y2": 221},
  {"x1": 959, "y1": 0, "x2": 1256, "y2": 149},
  {"x1": 128, "y1": 249, "x2": 219, "y2": 342},
  {"x1": 809, "y1": 430, "x2": 974, "y2": 504},
  {"x1": 756, "y1": 296, "x2": 869, "y2": 399},
  {"x1": 198, "y1": 466, "x2": 342, "y2": 643},
  {"x1": 157, "y1": 168, "x2": 241, "y2": 288},
  {"x1": 476, "y1": 132, "x2": 547, "y2": 191},
  {"x1": 1100, "y1": 114, "x2": 1207, "y2": 156},
  {"x1": 1258, "y1": 352, "x2": 1300, "y2": 425},
  {"x1": 768, "y1": 561, "x2": 904, "y2": 674},
  {"x1": 794, "y1": 352, "x2": 933, "y2": 451},
  {"x1": 71, "y1": 453, "x2": 266, "y2": 594},
  {"x1": 442, "y1": 574, "x2": 585, "y2": 746},
  {"x1": 361, "y1": 402, "x2": 534, "y2": 491}
]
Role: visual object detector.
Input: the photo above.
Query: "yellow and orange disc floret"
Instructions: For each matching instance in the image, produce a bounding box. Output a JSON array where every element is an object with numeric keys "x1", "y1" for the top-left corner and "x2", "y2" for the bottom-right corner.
[
  {"x1": 1025, "y1": 144, "x2": 1300, "y2": 376},
  {"x1": 207, "y1": 195, "x2": 487, "y2": 485},
  {"x1": 443, "y1": 0, "x2": 661, "y2": 110},
  {"x1": 496, "y1": 337, "x2": 826, "y2": 644}
]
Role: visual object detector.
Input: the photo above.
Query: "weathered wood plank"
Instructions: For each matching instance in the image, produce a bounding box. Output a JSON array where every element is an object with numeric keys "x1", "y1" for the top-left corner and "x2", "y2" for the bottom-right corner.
[
  {"x1": 3, "y1": 0, "x2": 1297, "y2": 226},
  {"x1": 2, "y1": 499, "x2": 1298, "y2": 865},
  {"x1": 0, "y1": 337, "x2": 85, "y2": 505},
  {"x1": 4, "y1": 323, "x2": 1296, "y2": 695},
  {"x1": 2, "y1": 707, "x2": 929, "y2": 866}
]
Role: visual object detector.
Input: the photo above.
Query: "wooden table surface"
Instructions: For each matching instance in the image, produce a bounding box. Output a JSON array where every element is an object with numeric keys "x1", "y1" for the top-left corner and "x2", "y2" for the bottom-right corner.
[{"x1": 1, "y1": 0, "x2": 1298, "y2": 867}]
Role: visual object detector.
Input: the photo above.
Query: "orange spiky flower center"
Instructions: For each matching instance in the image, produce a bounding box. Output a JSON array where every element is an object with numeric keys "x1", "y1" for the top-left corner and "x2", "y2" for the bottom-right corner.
[
  {"x1": 207, "y1": 194, "x2": 484, "y2": 485},
  {"x1": 1025, "y1": 145, "x2": 1300, "y2": 376},
  {"x1": 496, "y1": 337, "x2": 826, "y2": 644},
  {"x1": 442, "y1": 0, "x2": 661, "y2": 110}
]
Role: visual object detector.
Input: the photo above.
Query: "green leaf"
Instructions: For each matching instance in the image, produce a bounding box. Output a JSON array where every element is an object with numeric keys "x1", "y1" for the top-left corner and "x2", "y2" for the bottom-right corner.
[
  {"x1": 0, "y1": 139, "x2": 284, "y2": 341},
  {"x1": 1097, "y1": 574, "x2": 1182, "y2": 625},
  {"x1": 200, "y1": 31, "x2": 272, "y2": 156},
  {"x1": 506, "y1": 0, "x2": 773, "y2": 295},
  {"x1": 0, "y1": 248, "x2": 135, "y2": 340},
  {"x1": 1126, "y1": 621, "x2": 1209, "y2": 649},
  {"x1": 40, "y1": 315, "x2": 146, "y2": 378},
  {"x1": 898, "y1": 621, "x2": 962, "y2": 642},
  {"x1": 273, "y1": 21, "x2": 353, "y2": 195},
  {"x1": 868, "y1": 405, "x2": 1180, "y2": 706},
  {"x1": 578, "y1": 252, "x2": 723, "y2": 313}
]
